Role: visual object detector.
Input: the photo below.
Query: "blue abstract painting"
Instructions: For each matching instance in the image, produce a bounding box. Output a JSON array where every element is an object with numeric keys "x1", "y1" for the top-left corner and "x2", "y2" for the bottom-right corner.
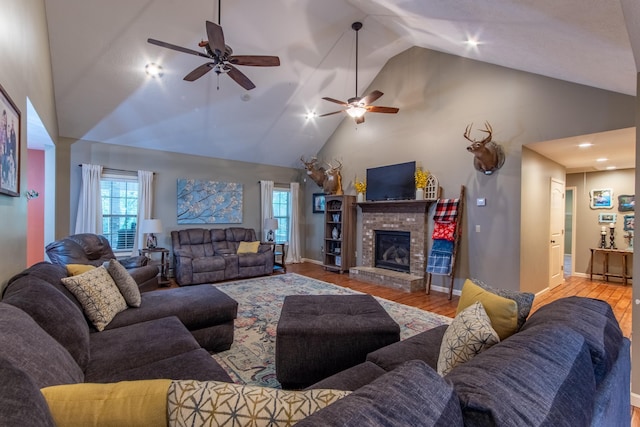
[{"x1": 177, "y1": 179, "x2": 243, "y2": 224}]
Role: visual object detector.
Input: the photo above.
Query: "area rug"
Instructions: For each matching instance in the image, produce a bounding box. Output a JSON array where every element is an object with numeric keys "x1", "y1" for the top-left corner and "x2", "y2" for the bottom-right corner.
[{"x1": 211, "y1": 273, "x2": 451, "y2": 388}]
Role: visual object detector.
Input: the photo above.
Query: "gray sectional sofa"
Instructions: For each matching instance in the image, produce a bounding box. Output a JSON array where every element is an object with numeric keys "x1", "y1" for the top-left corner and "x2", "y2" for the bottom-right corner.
[{"x1": 171, "y1": 227, "x2": 274, "y2": 285}]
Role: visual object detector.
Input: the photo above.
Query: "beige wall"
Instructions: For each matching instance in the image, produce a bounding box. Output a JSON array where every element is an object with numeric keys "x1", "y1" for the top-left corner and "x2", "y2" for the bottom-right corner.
[
  {"x1": 0, "y1": 0, "x2": 58, "y2": 290},
  {"x1": 520, "y1": 148, "x2": 566, "y2": 294},
  {"x1": 309, "y1": 46, "x2": 635, "y2": 292},
  {"x1": 566, "y1": 169, "x2": 635, "y2": 277},
  {"x1": 64, "y1": 139, "x2": 301, "y2": 251}
]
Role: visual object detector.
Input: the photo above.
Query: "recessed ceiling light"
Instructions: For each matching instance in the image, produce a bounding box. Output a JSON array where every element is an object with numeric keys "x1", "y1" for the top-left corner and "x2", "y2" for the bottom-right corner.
[
  {"x1": 145, "y1": 63, "x2": 163, "y2": 78},
  {"x1": 596, "y1": 158, "x2": 608, "y2": 162},
  {"x1": 305, "y1": 111, "x2": 317, "y2": 120},
  {"x1": 606, "y1": 166, "x2": 617, "y2": 170},
  {"x1": 578, "y1": 142, "x2": 593, "y2": 148},
  {"x1": 465, "y1": 37, "x2": 480, "y2": 48}
]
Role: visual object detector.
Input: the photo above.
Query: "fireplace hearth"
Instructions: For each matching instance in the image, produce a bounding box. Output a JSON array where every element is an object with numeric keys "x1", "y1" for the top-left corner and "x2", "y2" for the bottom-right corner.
[{"x1": 375, "y1": 231, "x2": 411, "y2": 273}]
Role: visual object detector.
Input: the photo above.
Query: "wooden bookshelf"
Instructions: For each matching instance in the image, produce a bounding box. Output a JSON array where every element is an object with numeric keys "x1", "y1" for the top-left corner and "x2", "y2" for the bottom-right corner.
[{"x1": 322, "y1": 195, "x2": 356, "y2": 273}]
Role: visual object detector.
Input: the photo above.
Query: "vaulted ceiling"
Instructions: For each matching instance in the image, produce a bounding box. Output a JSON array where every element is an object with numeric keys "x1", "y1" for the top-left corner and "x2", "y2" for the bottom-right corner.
[{"x1": 43, "y1": 0, "x2": 639, "y2": 169}]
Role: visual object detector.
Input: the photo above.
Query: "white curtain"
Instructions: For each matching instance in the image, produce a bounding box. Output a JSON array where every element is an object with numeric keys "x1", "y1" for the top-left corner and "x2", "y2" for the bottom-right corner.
[
  {"x1": 74, "y1": 164, "x2": 103, "y2": 234},
  {"x1": 286, "y1": 182, "x2": 301, "y2": 263},
  {"x1": 260, "y1": 180, "x2": 274, "y2": 241},
  {"x1": 133, "y1": 170, "x2": 154, "y2": 255}
]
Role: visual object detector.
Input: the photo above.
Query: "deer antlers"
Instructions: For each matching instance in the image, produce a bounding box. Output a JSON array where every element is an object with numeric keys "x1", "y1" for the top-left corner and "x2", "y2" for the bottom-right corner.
[
  {"x1": 464, "y1": 121, "x2": 493, "y2": 145},
  {"x1": 463, "y1": 121, "x2": 505, "y2": 175}
]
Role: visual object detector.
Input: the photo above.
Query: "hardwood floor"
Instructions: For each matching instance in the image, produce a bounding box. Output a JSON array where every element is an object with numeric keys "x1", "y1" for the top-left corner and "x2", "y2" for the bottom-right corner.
[{"x1": 284, "y1": 262, "x2": 637, "y2": 425}]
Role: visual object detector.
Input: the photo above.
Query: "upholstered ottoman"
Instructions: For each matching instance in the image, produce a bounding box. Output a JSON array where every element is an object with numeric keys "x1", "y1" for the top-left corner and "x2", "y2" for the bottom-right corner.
[{"x1": 276, "y1": 294, "x2": 400, "y2": 389}]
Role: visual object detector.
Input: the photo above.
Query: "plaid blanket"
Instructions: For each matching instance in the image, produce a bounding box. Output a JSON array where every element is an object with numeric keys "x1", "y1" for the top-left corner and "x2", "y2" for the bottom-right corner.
[
  {"x1": 433, "y1": 198, "x2": 459, "y2": 223},
  {"x1": 426, "y1": 239, "x2": 454, "y2": 275}
]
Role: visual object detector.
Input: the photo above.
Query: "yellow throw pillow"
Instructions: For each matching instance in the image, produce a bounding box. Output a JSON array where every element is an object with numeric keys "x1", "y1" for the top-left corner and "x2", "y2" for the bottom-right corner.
[
  {"x1": 237, "y1": 241, "x2": 260, "y2": 254},
  {"x1": 457, "y1": 279, "x2": 518, "y2": 340},
  {"x1": 66, "y1": 264, "x2": 96, "y2": 276},
  {"x1": 41, "y1": 379, "x2": 171, "y2": 427}
]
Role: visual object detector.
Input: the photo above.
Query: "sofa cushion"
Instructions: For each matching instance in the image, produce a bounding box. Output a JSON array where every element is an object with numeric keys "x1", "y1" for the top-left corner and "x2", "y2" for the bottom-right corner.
[
  {"x1": 61, "y1": 266, "x2": 128, "y2": 331},
  {"x1": 521, "y1": 296, "x2": 623, "y2": 386},
  {"x1": 298, "y1": 360, "x2": 463, "y2": 427},
  {"x1": 0, "y1": 357, "x2": 56, "y2": 427},
  {"x1": 192, "y1": 256, "x2": 226, "y2": 273},
  {"x1": 471, "y1": 278, "x2": 534, "y2": 330},
  {"x1": 457, "y1": 279, "x2": 518, "y2": 340},
  {"x1": 446, "y1": 324, "x2": 595, "y2": 426},
  {"x1": 41, "y1": 379, "x2": 171, "y2": 427},
  {"x1": 2, "y1": 277, "x2": 91, "y2": 370},
  {"x1": 85, "y1": 316, "x2": 201, "y2": 382},
  {"x1": 105, "y1": 259, "x2": 142, "y2": 307},
  {"x1": 306, "y1": 361, "x2": 388, "y2": 391},
  {"x1": 236, "y1": 240, "x2": 260, "y2": 253},
  {"x1": 0, "y1": 303, "x2": 84, "y2": 388},
  {"x1": 437, "y1": 301, "x2": 499, "y2": 376},
  {"x1": 167, "y1": 380, "x2": 350, "y2": 427}
]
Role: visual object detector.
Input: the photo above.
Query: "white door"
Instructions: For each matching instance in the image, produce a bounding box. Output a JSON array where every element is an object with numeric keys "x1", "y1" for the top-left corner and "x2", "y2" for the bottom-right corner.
[{"x1": 549, "y1": 178, "x2": 565, "y2": 288}]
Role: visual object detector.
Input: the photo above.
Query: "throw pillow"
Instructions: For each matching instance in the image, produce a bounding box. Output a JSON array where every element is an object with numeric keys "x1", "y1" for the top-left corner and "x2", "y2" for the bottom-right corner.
[
  {"x1": 457, "y1": 279, "x2": 518, "y2": 340},
  {"x1": 437, "y1": 301, "x2": 500, "y2": 376},
  {"x1": 66, "y1": 264, "x2": 95, "y2": 276},
  {"x1": 236, "y1": 241, "x2": 260, "y2": 254},
  {"x1": 61, "y1": 266, "x2": 128, "y2": 331},
  {"x1": 105, "y1": 259, "x2": 142, "y2": 307},
  {"x1": 167, "y1": 380, "x2": 350, "y2": 426},
  {"x1": 41, "y1": 379, "x2": 171, "y2": 427},
  {"x1": 471, "y1": 278, "x2": 535, "y2": 330}
]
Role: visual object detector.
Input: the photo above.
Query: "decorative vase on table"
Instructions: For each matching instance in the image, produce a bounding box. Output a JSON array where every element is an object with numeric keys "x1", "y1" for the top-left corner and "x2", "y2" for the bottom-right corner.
[
  {"x1": 416, "y1": 188, "x2": 425, "y2": 200},
  {"x1": 357, "y1": 192, "x2": 365, "y2": 203}
]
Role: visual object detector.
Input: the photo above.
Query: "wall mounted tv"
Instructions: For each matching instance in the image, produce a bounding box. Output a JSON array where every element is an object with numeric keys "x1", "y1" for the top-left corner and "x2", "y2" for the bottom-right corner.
[{"x1": 366, "y1": 161, "x2": 416, "y2": 201}]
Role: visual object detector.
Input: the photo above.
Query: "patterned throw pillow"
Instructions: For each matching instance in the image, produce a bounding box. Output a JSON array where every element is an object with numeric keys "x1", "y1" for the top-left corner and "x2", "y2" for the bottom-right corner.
[
  {"x1": 437, "y1": 301, "x2": 500, "y2": 376},
  {"x1": 167, "y1": 380, "x2": 350, "y2": 427},
  {"x1": 105, "y1": 259, "x2": 142, "y2": 307},
  {"x1": 471, "y1": 278, "x2": 534, "y2": 330},
  {"x1": 61, "y1": 266, "x2": 128, "y2": 331}
]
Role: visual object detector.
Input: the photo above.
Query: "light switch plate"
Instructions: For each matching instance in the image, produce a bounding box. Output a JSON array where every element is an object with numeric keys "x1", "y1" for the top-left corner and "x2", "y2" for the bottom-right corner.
[{"x1": 476, "y1": 198, "x2": 486, "y2": 206}]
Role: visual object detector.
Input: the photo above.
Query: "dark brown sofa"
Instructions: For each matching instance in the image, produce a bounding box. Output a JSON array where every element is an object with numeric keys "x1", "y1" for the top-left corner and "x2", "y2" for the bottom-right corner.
[
  {"x1": 171, "y1": 227, "x2": 274, "y2": 286},
  {"x1": 45, "y1": 233, "x2": 159, "y2": 292}
]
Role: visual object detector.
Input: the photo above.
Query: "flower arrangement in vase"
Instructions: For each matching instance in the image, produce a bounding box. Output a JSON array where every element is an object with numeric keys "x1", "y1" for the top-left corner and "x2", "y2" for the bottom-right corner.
[
  {"x1": 415, "y1": 169, "x2": 429, "y2": 200},
  {"x1": 355, "y1": 179, "x2": 367, "y2": 202}
]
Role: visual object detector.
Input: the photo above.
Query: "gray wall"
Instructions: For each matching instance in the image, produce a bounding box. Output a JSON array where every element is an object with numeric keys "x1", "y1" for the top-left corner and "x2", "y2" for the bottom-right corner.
[
  {"x1": 308, "y1": 46, "x2": 635, "y2": 292},
  {"x1": 0, "y1": 0, "x2": 58, "y2": 290},
  {"x1": 566, "y1": 169, "x2": 635, "y2": 276},
  {"x1": 65, "y1": 139, "x2": 301, "y2": 251}
]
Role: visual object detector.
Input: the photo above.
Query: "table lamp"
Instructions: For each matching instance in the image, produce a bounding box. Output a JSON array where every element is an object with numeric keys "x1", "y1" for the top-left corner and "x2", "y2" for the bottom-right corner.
[
  {"x1": 264, "y1": 218, "x2": 278, "y2": 242},
  {"x1": 141, "y1": 219, "x2": 163, "y2": 248}
]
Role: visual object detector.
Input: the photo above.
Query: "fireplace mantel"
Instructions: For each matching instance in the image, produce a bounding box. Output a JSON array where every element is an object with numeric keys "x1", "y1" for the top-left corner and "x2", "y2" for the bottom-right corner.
[{"x1": 357, "y1": 199, "x2": 434, "y2": 214}]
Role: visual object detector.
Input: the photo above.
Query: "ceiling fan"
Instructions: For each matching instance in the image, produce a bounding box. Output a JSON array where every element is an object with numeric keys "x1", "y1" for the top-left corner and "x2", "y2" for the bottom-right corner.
[
  {"x1": 147, "y1": 0, "x2": 280, "y2": 90},
  {"x1": 319, "y1": 22, "x2": 399, "y2": 124}
]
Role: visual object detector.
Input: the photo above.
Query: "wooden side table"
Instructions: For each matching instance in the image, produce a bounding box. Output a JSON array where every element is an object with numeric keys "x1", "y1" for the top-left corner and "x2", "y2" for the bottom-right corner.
[
  {"x1": 589, "y1": 248, "x2": 633, "y2": 285},
  {"x1": 139, "y1": 247, "x2": 170, "y2": 286},
  {"x1": 264, "y1": 242, "x2": 287, "y2": 273}
]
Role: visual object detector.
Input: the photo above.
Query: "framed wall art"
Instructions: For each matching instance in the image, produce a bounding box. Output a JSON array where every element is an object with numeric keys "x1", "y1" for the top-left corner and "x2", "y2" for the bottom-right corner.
[
  {"x1": 598, "y1": 213, "x2": 617, "y2": 223},
  {"x1": 177, "y1": 179, "x2": 243, "y2": 224},
  {"x1": 624, "y1": 214, "x2": 635, "y2": 231},
  {"x1": 589, "y1": 188, "x2": 613, "y2": 209},
  {"x1": 618, "y1": 194, "x2": 634, "y2": 212},
  {"x1": 312, "y1": 193, "x2": 326, "y2": 214},
  {"x1": 0, "y1": 84, "x2": 20, "y2": 197}
]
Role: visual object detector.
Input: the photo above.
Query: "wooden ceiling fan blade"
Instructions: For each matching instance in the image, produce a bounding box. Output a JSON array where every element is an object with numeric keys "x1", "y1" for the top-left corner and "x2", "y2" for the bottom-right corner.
[
  {"x1": 360, "y1": 90, "x2": 384, "y2": 106},
  {"x1": 226, "y1": 65, "x2": 256, "y2": 90},
  {"x1": 183, "y1": 63, "x2": 214, "y2": 81},
  {"x1": 147, "y1": 38, "x2": 209, "y2": 58},
  {"x1": 322, "y1": 97, "x2": 349, "y2": 107},
  {"x1": 230, "y1": 55, "x2": 280, "y2": 67},
  {"x1": 318, "y1": 110, "x2": 345, "y2": 117},
  {"x1": 367, "y1": 106, "x2": 399, "y2": 114},
  {"x1": 206, "y1": 21, "x2": 226, "y2": 54}
]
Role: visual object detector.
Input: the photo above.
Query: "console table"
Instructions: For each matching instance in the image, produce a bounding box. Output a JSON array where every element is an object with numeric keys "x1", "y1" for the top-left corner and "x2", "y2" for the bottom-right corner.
[
  {"x1": 589, "y1": 248, "x2": 633, "y2": 285},
  {"x1": 139, "y1": 247, "x2": 170, "y2": 286}
]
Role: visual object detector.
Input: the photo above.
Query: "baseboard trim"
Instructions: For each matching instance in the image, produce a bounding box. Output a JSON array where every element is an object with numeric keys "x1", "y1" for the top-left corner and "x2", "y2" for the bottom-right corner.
[
  {"x1": 428, "y1": 284, "x2": 462, "y2": 297},
  {"x1": 301, "y1": 258, "x2": 323, "y2": 266}
]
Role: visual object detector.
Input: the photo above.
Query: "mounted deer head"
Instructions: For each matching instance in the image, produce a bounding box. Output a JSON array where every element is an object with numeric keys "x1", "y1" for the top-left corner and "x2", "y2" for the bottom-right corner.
[
  {"x1": 464, "y1": 122, "x2": 505, "y2": 175},
  {"x1": 300, "y1": 156, "x2": 327, "y2": 188},
  {"x1": 323, "y1": 160, "x2": 343, "y2": 195}
]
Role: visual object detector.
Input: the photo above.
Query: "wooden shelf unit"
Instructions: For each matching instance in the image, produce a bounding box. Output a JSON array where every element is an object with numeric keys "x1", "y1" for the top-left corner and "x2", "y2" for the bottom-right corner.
[{"x1": 323, "y1": 195, "x2": 356, "y2": 273}]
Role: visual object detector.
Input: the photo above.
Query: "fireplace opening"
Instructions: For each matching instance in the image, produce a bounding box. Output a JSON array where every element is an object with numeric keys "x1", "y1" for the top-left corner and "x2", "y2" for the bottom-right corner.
[{"x1": 375, "y1": 230, "x2": 411, "y2": 273}]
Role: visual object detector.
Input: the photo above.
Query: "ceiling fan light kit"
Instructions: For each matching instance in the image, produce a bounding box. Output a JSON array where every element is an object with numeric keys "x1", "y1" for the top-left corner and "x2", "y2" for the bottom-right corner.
[{"x1": 319, "y1": 21, "x2": 399, "y2": 124}]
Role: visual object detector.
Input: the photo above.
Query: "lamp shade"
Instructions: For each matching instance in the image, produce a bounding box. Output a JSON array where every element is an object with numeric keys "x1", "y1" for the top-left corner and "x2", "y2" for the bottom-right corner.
[
  {"x1": 264, "y1": 218, "x2": 278, "y2": 230},
  {"x1": 141, "y1": 219, "x2": 163, "y2": 234}
]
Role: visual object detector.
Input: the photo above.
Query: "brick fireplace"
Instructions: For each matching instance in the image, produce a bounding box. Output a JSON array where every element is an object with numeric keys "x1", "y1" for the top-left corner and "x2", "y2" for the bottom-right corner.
[{"x1": 349, "y1": 200, "x2": 432, "y2": 292}]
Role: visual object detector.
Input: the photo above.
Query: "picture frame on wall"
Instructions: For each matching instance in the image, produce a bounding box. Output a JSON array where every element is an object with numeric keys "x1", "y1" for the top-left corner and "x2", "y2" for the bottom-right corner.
[
  {"x1": 589, "y1": 188, "x2": 613, "y2": 209},
  {"x1": 312, "y1": 193, "x2": 326, "y2": 214},
  {"x1": 0, "y1": 83, "x2": 20, "y2": 197},
  {"x1": 624, "y1": 214, "x2": 635, "y2": 231},
  {"x1": 618, "y1": 194, "x2": 635, "y2": 212},
  {"x1": 598, "y1": 213, "x2": 617, "y2": 223}
]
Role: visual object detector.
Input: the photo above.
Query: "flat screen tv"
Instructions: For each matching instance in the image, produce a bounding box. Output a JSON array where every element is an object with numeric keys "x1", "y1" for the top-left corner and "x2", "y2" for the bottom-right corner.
[{"x1": 366, "y1": 161, "x2": 416, "y2": 201}]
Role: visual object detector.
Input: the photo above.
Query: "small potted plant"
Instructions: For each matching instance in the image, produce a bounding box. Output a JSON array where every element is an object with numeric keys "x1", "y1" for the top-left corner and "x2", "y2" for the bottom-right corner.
[
  {"x1": 355, "y1": 179, "x2": 367, "y2": 203},
  {"x1": 415, "y1": 169, "x2": 428, "y2": 200}
]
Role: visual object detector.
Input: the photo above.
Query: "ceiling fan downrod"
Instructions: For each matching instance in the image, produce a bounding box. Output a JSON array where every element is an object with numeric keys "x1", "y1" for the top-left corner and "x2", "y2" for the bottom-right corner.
[{"x1": 352, "y1": 21, "x2": 362, "y2": 100}]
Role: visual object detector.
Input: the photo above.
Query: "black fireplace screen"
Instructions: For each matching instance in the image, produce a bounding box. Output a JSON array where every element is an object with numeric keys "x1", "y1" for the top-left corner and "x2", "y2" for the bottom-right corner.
[{"x1": 375, "y1": 230, "x2": 410, "y2": 273}]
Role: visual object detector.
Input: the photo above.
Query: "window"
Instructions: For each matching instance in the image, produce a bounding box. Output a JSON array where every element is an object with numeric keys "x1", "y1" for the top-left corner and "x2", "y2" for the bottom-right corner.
[
  {"x1": 101, "y1": 175, "x2": 138, "y2": 251},
  {"x1": 272, "y1": 189, "x2": 290, "y2": 243}
]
